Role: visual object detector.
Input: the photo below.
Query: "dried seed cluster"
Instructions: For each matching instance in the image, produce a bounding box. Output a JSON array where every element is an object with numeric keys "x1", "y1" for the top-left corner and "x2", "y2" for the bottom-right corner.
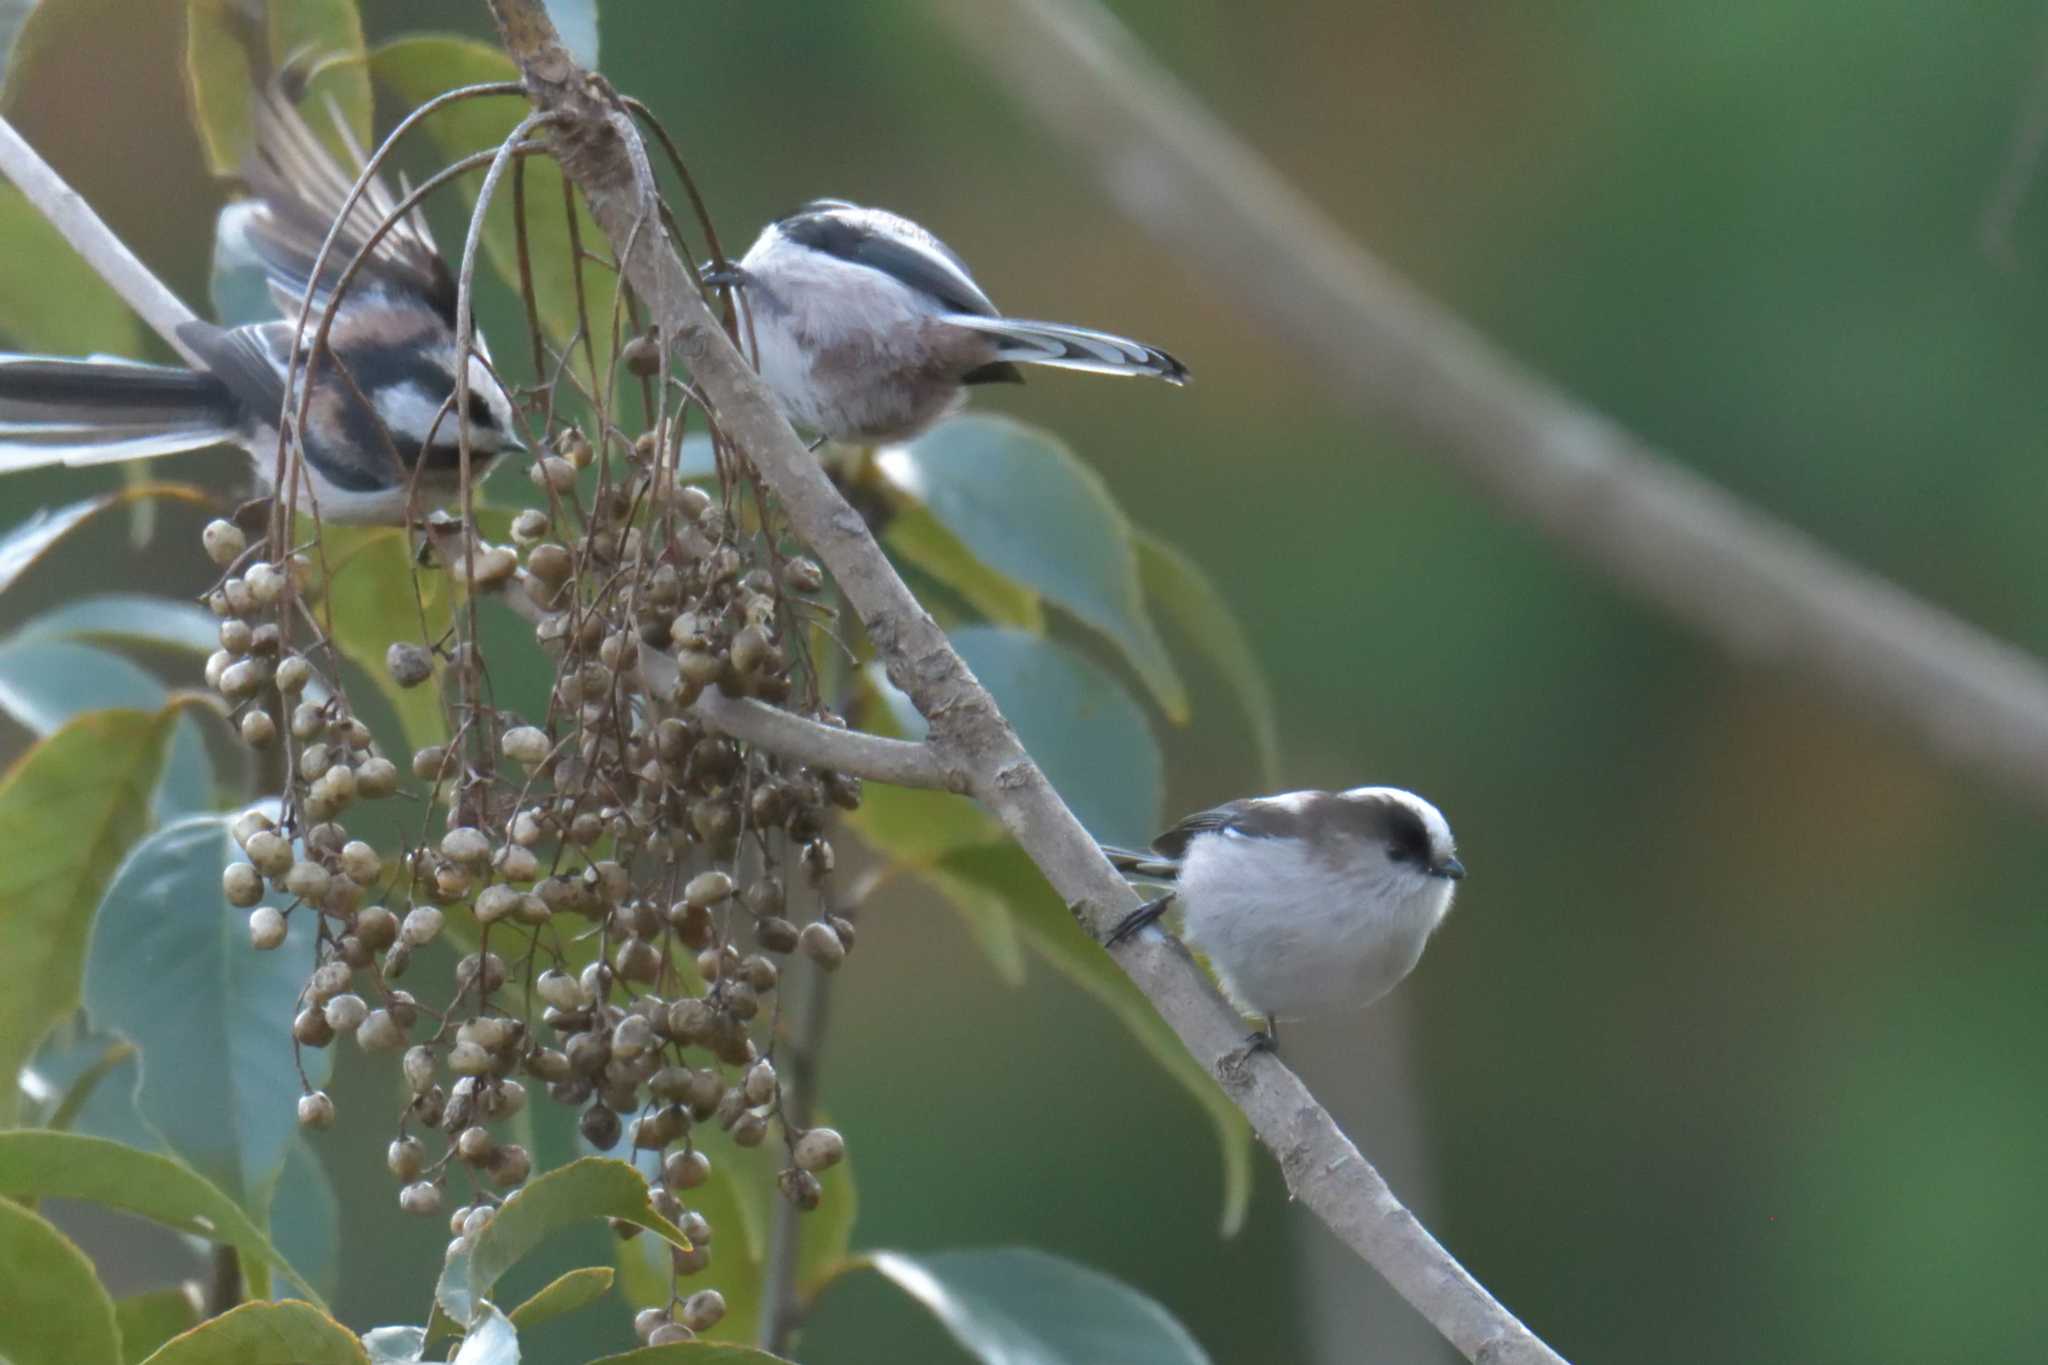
[{"x1": 207, "y1": 416, "x2": 862, "y2": 1323}]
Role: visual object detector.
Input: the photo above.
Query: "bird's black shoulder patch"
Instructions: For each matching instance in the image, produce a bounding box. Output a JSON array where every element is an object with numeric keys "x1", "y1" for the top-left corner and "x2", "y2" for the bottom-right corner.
[
  {"x1": 776, "y1": 206, "x2": 998, "y2": 316},
  {"x1": 1151, "y1": 798, "x2": 1280, "y2": 859}
]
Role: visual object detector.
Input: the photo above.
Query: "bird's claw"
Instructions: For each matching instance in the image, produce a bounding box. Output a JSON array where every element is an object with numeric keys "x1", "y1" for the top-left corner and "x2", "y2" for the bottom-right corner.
[
  {"x1": 698, "y1": 261, "x2": 746, "y2": 290},
  {"x1": 1105, "y1": 891, "x2": 1175, "y2": 947}
]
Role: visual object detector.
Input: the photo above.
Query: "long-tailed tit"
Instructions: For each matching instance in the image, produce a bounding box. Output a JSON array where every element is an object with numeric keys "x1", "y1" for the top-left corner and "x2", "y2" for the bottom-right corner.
[
  {"x1": 1105, "y1": 786, "x2": 1465, "y2": 1047},
  {"x1": 705, "y1": 199, "x2": 1189, "y2": 445},
  {"x1": 0, "y1": 87, "x2": 519, "y2": 524}
]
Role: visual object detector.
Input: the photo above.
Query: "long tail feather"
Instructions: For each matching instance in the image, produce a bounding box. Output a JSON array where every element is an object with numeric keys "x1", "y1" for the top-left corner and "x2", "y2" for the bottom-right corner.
[
  {"x1": 944, "y1": 315, "x2": 1189, "y2": 384},
  {"x1": 0, "y1": 355, "x2": 238, "y2": 471}
]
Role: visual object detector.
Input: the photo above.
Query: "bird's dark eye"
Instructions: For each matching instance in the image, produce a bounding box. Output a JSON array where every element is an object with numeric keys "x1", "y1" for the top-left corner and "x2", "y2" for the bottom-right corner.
[
  {"x1": 465, "y1": 392, "x2": 496, "y2": 428},
  {"x1": 1386, "y1": 844, "x2": 1412, "y2": 863}
]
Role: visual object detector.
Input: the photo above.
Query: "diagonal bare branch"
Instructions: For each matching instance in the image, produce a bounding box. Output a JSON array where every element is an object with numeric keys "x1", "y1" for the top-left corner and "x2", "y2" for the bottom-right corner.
[{"x1": 479, "y1": 2, "x2": 1569, "y2": 1361}]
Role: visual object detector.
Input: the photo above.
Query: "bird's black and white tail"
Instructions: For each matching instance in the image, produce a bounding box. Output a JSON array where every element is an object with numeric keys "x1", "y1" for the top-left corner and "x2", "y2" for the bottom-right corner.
[
  {"x1": 943, "y1": 316, "x2": 1190, "y2": 385},
  {"x1": 1101, "y1": 845, "x2": 1181, "y2": 881},
  {"x1": 0, "y1": 355, "x2": 240, "y2": 471}
]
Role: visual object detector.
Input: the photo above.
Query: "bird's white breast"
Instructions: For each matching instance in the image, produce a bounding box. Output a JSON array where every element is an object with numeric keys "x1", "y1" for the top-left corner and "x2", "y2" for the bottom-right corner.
[
  {"x1": 1175, "y1": 830, "x2": 1455, "y2": 1022},
  {"x1": 737, "y1": 226, "x2": 952, "y2": 440}
]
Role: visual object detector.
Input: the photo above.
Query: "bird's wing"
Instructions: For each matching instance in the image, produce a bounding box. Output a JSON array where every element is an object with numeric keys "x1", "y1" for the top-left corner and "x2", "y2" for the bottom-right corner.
[
  {"x1": 175, "y1": 321, "x2": 286, "y2": 422},
  {"x1": 1150, "y1": 797, "x2": 1289, "y2": 859},
  {"x1": 775, "y1": 203, "x2": 999, "y2": 316},
  {"x1": 241, "y1": 86, "x2": 456, "y2": 325}
]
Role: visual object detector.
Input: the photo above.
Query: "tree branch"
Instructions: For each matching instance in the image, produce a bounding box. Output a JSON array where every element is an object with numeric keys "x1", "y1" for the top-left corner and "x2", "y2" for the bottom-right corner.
[
  {"x1": 0, "y1": 115, "x2": 205, "y2": 364},
  {"x1": 757, "y1": 948, "x2": 831, "y2": 1354},
  {"x1": 632, "y1": 639, "x2": 952, "y2": 789},
  {"x1": 693, "y1": 685, "x2": 951, "y2": 792},
  {"x1": 931, "y1": 0, "x2": 2048, "y2": 819},
  {"x1": 481, "y1": 3, "x2": 1566, "y2": 1360}
]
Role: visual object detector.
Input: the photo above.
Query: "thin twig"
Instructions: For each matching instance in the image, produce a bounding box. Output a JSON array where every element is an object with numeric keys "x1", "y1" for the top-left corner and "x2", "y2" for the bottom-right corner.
[
  {"x1": 933, "y1": 0, "x2": 2048, "y2": 822},
  {"x1": 490, "y1": 571, "x2": 947, "y2": 785},
  {"x1": 758, "y1": 951, "x2": 830, "y2": 1353},
  {"x1": 479, "y1": 4, "x2": 1566, "y2": 1361},
  {"x1": 206, "y1": 1244, "x2": 240, "y2": 1317}
]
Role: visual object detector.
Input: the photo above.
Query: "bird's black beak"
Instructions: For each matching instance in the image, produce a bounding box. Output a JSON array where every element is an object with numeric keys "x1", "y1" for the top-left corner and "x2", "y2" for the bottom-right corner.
[{"x1": 1432, "y1": 855, "x2": 1466, "y2": 881}]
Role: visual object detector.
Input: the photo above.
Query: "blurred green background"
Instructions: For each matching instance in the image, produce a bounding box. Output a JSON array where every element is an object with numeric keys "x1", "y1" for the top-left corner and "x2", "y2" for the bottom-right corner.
[{"x1": 8, "y1": 2, "x2": 2048, "y2": 1361}]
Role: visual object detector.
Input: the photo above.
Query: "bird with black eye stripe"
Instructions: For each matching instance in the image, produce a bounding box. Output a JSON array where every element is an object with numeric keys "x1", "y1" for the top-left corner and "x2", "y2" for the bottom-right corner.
[
  {"x1": 703, "y1": 198, "x2": 1188, "y2": 446},
  {"x1": 0, "y1": 82, "x2": 521, "y2": 524},
  {"x1": 1104, "y1": 787, "x2": 1465, "y2": 1051}
]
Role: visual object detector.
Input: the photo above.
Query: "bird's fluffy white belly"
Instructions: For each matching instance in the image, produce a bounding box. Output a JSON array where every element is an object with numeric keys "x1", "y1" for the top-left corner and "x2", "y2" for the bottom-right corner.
[
  {"x1": 1177, "y1": 835, "x2": 1451, "y2": 1021},
  {"x1": 740, "y1": 245, "x2": 953, "y2": 441}
]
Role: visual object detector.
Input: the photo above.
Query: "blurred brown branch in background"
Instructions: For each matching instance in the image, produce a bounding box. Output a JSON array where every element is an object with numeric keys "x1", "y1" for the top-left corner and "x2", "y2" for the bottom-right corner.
[
  {"x1": 481, "y1": 0, "x2": 1568, "y2": 1360},
  {"x1": 1980, "y1": 16, "x2": 2048, "y2": 269},
  {"x1": 932, "y1": 0, "x2": 2048, "y2": 821}
]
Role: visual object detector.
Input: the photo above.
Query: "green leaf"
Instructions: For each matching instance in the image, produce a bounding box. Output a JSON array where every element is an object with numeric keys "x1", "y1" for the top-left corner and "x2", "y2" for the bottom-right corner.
[
  {"x1": 842, "y1": 727, "x2": 1026, "y2": 982},
  {"x1": 448, "y1": 1303, "x2": 517, "y2": 1364},
  {"x1": 849, "y1": 634, "x2": 1159, "y2": 986},
  {"x1": 589, "y1": 1347, "x2": 796, "y2": 1364},
  {"x1": 115, "y1": 1288, "x2": 202, "y2": 1365},
  {"x1": 360, "y1": 1325, "x2": 425, "y2": 1362},
  {"x1": 843, "y1": 771, "x2": 997, "y2": 867},
  {"x1": 0, "y1": 0, "x2": 36, "y2": 79},
  {"x1": 860, "y1": 1248, "x2": 1212, "y2": 1365},
  {"x1": 0, "y1": 184, "x2": 141, "y2": 354},
  {"x1": 22, "y1": 1020, "x2": 159, "y2": 1153},
  {"x1": 0, "y1": 638, "x2": 215, "y2": 818},
  {"x1": 267, "y1": 1138, "x2": 341, "y2": 1306},
  {"x1": 0, "y1": 501, "x2": 100, "y2": 597},
  {"x1": 41, "y1": 1035, "x2": 138, "y2": 1133},
  {"x1": 0, "y1": 488, "x2": 214, "y2": 599},
  {"x1": 274, "y1": 3, "x2": 371, "y2": 141},
  {"x1": 912, "y1": 857, "x2": 1029, "y2": 987},
  {"x1": 876, "y1": 626, "x2": 1160, "y2": 848},
  {"x1": 182, "y1": 0, "x2": 257, "y2": 178},
  {"x1": 437, "y1": 1157, "x2": 691, "y2": 1324},
  {"x1": 876, "y1": 416, "x2": 1187, "y2": 719},
  {"x1": 320, "y1": 525, "x2": 450, "y2": 753},
  {"x1": 0, "y1": 708, "x2": 177, "y2": 1126},
  {"x1": 184, "y1": 0, "x2": 371, "y2": 177},
  {"x1": 0, "y1": 1131, "x2": 326, "y2": 1304},
  {"x1": 933, "y1": 842, "x2": 1252, "y2": 1236},
  {"x1": 0, "y1": 1197, "x2": 121, "y2": 1365},
  {"x1": 1134, "y1": 530, "x2": 1282, "y2": 788},
  {"x1": 137, "y1": 1300, "x2": 366, "y2": 1365},
  {"x1": 83, "y1": 814, "x2": 332, "y2": 1207},
  {"x1": 843, "y1": 664, "x2": 1001, "y2": 863},
  {"x1": 506, "y1": 1265, "x2": 614, "y2": 1331},
  {"x1": 15, "y1": 593, "x2": 225, "y2": 656},
  {"x1": 883, "y1": 504, "x2": 1044, "y2": 630},
  {"x1": 369, "y1": 36, "x2": 603, "y2": 356}
]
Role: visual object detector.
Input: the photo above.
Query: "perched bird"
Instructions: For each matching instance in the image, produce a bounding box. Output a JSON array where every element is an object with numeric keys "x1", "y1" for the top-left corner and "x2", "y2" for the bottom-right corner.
[
  {"x1": 0, "y1": 87, "x2": 520, "y2": 524},
  {"x1": 1105, "y1": 786, "x2": 1465, "y2": 1047},
  {"x1": 705, "y1": 198, "x2": 1188, "y2": 445}
]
